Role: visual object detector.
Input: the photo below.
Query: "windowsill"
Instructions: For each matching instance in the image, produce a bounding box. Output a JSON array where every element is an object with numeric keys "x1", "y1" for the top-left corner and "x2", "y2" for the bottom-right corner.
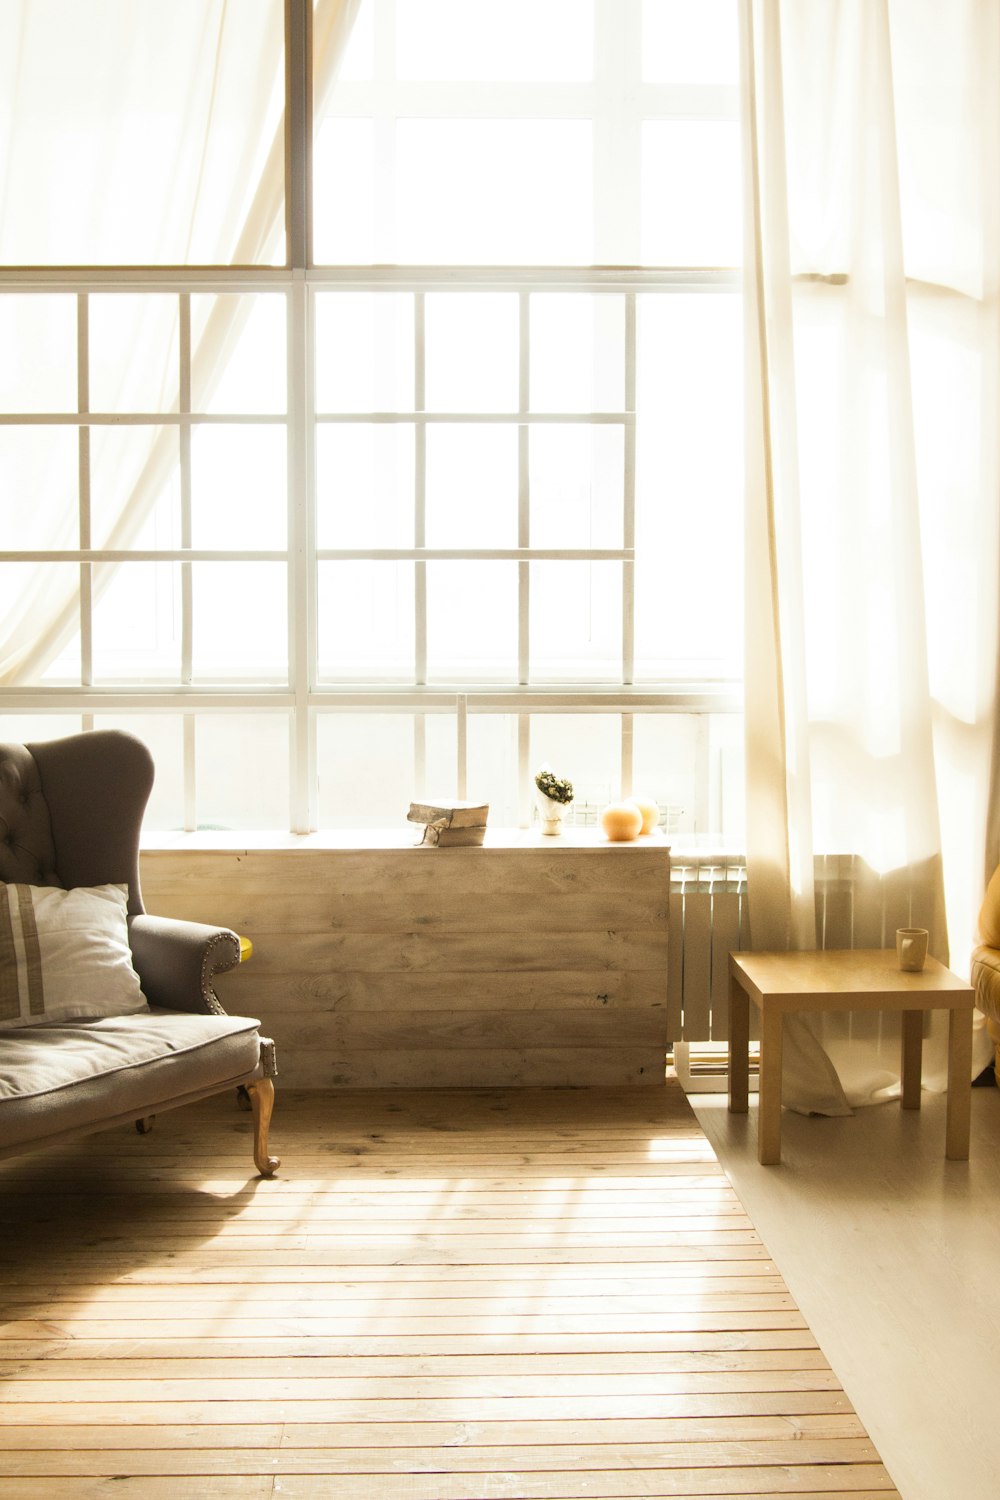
[{"x1": 139, "y1": 826, "x2": 675, "y2": 853}]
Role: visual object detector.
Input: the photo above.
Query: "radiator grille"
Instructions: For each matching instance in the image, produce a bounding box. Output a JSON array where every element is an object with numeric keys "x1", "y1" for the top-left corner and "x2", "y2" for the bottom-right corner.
[{"x1": 666, "y1": 851, "x2": 940, "y2": 1045}]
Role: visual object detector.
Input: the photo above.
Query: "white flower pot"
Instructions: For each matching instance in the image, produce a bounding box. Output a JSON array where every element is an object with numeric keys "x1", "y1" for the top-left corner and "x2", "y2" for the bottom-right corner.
[{"x1": 535, "y1": 791, "x2": 571, "y2": 836}]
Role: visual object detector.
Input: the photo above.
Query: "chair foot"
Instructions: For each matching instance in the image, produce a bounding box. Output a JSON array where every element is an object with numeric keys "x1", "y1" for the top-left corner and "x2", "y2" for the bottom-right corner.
[
  {"x1": 245, "y1": 1079, "x2": 279, "y2": 1176},
  {"x1": 135, "y1": 1116, "x2": 155, "y2": 1135}
]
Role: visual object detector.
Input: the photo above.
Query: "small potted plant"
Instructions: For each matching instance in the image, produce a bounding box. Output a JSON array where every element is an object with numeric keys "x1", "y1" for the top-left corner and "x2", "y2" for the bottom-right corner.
[{"x1": 534, "y1": 764, "x2": 574, "y2": 836}]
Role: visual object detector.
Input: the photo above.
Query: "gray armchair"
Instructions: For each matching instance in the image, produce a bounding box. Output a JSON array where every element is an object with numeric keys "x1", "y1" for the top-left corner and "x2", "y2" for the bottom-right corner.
[{"x1": 0, "y1": 729, "x2": 277, "y2": 1175}]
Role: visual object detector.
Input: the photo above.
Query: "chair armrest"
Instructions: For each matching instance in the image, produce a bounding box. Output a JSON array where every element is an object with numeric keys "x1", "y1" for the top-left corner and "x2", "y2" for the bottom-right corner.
[{"x1": 129, "y1": 914, "x2": 242, "y2": 1016}]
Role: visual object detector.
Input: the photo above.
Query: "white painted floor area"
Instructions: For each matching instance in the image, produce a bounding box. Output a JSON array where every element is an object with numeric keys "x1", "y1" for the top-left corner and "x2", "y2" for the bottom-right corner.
[{"x1": 690, "y1": 1080, "x2": 1000, "y2": 1500}]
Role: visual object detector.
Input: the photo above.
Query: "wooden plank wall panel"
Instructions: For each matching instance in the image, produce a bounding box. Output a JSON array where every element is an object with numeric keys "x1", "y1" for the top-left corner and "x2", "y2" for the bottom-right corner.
[{"x1": 140, "y1": 840, "x2": 671, "y2": 1089}]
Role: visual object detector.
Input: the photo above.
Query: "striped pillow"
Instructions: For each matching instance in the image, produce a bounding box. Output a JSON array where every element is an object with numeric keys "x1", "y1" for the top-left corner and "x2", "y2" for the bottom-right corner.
[{"x1": 0, "y1": 882, "x2": 147, "y2": 1028}]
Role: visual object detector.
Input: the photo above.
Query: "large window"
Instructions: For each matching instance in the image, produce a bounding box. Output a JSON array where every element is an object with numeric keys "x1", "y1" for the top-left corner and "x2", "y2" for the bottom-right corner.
[{"x1": 0, "y1": 0, "x2": 744, "y2": 841}]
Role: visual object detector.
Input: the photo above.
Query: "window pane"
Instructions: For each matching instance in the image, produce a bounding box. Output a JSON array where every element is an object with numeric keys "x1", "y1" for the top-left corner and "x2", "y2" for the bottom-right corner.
[
  {"x1": 316, "y1": 712, "x2": 459, "y2": 829},
  {"x1": 10, "y1": 563, "x2": 83, "y2": 684},
  {"x1": 530, "y1": 426, "x2": 624, "y2": 549},
  {"x1": 315, "y1": 294, "x2": 414, "y2": 412},
  {"x1": 89, "y1": 295, "x2": 179, "y2": 414},
  {"x1": 642, "y1": 122, "x2": 741, "y2": 266},
  {"x1": 90, "y1": 427, "x2": 180, "y2": 550},
  {"x1": 426, "y1": 562, "x2": 517, "y2": 680},
  {"x1": 1, "y1": 0, "x2": 284, "y2": 265},
  {"x1": 0, "y1": 428, "x2": 78, "y2": 548},
  {"x1": 317, "y1": 713, "x2": 416, "y2": 828},
  {"x1": 425, "y1": 295, "x2": 518, "y2": 413},
  {"x1": 196, "y1": 714, "x2": 289, "y2": 830},
  {"x1": 635, "y1": 293, "x2": 742, "y2": 678},
  {"x1": 317, "y1": 561, "x2": 415, "y2": 679},
  {"x1": 633, "y1": 712, "x2": 744, "y2": 843},
  {"x1": 313, "y1": 119, "x2": 377, "y2": 264},
  {"x1": 641, "y1": 0, "x2": 740, "y2": 84},
  {"x1": 0, "y1": 714, "x2": 83, "y2": 745},
  {"x1": 397, "y1": 0, "x2": 593, "y2": 82},
  {"x1": 92, "y1": 561, "x2": 181, "y2": 683},
  {"x1": 530, "y1": 295, "x2": 625, "y2": 413},
  {"x1": 530, "y1": 562, "x2": 622, "y2": 680},
  {"x1": 396, "y1": 121, "x2": 592, "y2": 264},
  {"x1": 425, "y1": 426, "x2": 518, "y2": 549},
  {"x1": 327, "y1": 1, "x2": 374, "y2": 82},
  {"x1": 317, "y1": 425, "x2": 415, "y2": 548},
  {"x1": 530, "y1": 714, "x2": 620, "y2": 823},
  {"x1": 0, "y1": 297, "x2": 76, "y2": 413},
  {"x1": 467, "y1": 713, "x2": 519, "y2": 826},
  {"x1": 191, "y1": 426, "x2": 287, "y2": 549},
  {"x1": 191, "y1": 295, "x2": 287, "y2": 415},
  {"x1": 192, "y1": 563, "x2": 287, "y2": 681}
]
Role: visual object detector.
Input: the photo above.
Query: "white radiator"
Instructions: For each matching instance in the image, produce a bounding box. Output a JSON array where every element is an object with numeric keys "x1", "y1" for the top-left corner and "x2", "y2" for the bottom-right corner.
[
  {"x1": 667, "y1": 856, "x2": 749, "y2": 1046},
  {"x1": 667, "y1": 852, "x2": 940, "y2": 1089}
]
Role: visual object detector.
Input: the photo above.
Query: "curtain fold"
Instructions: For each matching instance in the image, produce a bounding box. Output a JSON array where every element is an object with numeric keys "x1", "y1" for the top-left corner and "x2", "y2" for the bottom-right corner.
[
  {"x1": 742, "y1": 0, "x2": 1000, "y2": 1110},
  {"x1": 0, "y1": 0, "x2": 363, "y2": 687}
]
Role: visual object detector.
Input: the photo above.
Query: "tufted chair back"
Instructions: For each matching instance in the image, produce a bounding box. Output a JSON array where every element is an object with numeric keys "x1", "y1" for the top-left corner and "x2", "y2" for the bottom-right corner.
[{"x1": 0, "y1": 731, "x2": 155, "y2": 916}]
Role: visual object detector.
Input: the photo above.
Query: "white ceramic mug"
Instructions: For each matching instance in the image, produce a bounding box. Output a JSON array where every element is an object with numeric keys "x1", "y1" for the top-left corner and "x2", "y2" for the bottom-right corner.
[{"x1": 896, "y1": 927, "x2": 929, "y2": 972}]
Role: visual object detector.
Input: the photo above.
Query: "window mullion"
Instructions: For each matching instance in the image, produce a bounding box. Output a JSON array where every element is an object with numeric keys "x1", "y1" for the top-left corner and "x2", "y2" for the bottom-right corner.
[
  {"x1": 414, "y1": 291, "x2": 427, "y2": 686},
  {"x1": 623, "y1": 291, "x2": 636, "y2": 687},
  {"x1": 179, "y1": 293, "x2": 193, "y2": 687},
  {"x1": 518, "y1": 289, "x2": 531, "y2": 822},
  {"x1": 76, "y1": 293, "x2": 93, "y2": 693},
  {"x1": 178, "y1": 293, "x2": 196, "y2": 828},
  {"x1": 289, "y1": 279, "x2": 314, "y2": 831}
]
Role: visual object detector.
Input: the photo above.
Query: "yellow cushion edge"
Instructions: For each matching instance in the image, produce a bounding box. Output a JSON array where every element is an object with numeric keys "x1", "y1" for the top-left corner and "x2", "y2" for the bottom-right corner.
[
  {"x1": 978, "y1": 865, "x2": 1000, "y2": 948},
  {"x1": 971, "y1": 946, "x2": 1000, "y2": 1023}
]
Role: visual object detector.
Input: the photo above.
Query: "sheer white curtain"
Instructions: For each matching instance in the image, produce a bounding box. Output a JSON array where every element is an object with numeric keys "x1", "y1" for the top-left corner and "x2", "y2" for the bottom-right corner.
[
  {"x1": 0, "y1": 0, "x2": 361, "y2": 687},
  {"x1": 741, "y1": 0, "x2": 1000, "y2": 1110}
]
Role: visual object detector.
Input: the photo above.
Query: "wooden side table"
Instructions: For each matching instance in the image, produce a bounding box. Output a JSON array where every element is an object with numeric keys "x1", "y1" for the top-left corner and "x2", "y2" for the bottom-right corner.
[{"x1": 728, "y1": 949, "x2": 975, "y2": 1165}]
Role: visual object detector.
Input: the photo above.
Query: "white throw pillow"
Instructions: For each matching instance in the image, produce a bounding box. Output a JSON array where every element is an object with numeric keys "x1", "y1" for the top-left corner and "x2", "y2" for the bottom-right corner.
[{"x1": 0, "y1": 882, "x2": 146, "y2": 1027}]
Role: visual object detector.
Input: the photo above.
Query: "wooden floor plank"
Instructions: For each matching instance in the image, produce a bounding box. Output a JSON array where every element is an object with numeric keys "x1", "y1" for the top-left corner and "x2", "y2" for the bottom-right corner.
[
  {"x1": 0, "y1": 1086, "x2": 900, "y2": 1498},
  {"x1": 0, "y1": 1414, "x2": 869, "y2": 1449}
]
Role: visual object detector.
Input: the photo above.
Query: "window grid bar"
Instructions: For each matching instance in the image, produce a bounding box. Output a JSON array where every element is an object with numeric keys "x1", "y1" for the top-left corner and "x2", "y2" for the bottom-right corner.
[
  {"x1": 413, "y1": 713, "x2": 426, "y2": 800},
  {"x1": 518, "y1": 289, "x2": 530, "y2": 687},
  {"x1": 1, "y1": 550, "x2": 290, "y2": 564},
  {"x1": 621, "y1": 710, "x2": 634, "y2": 798},
  {"x1": 622, "y1": 291, "x2": 637, "y2": 687},
  {"x1": 414, "y1": 291, "x2": 427, "y2": 685},
  {"x1": 0, "y1": 267, "x2": 739, "y2": 293},
  {"x1": 456, "y1": 692, "x2": 468, "y2": 799},
  {"x1": 0, "y1": 686, "x2": 741, "y2": 714},
  {"x1": 76, "y1": 293, "x2": 93, "y2": 689},
  {"x1": 285, "y1": 0, "x2": 311, "y2": 271},
  {"x1": 0, "y1": 413, "x2": 288, "y2": 427},
  {"x1": 314, "y1": 411, "x2": 630, "y2": 425},
  {"x1": 518, "y1": 712, "x2": 531, "y2": 828},
  {"x1": 183, "y1": 712, "x2": 197, "y2": 832},
  {"x1": 179, "y1": 293, "x2": 194, "y2": 686},
  {"x1": 2, "y1": 547, "x2": 634, "y2": 563},
  {"x1": 290, "y1": 280, "x2": 314, "y2": 831}
]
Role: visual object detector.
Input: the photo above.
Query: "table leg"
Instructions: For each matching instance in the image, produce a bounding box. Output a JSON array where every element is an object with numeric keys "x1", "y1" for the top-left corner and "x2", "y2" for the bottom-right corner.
[
  {"x1": 758, "y1": 1007, "x2": 784, "y2": 1165},
  {"x1": 728, "y1": 975, "x2": 750, "y2": 1116},
  {"x1": 945, "y1": 1005, "x2": 973, "y2": 1161},
  {"x1": 900, "y1": 1010, "x2": 923, "y2": 1110}
]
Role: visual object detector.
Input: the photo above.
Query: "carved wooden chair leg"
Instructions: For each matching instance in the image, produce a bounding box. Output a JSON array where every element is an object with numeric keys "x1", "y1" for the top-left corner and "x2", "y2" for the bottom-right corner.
[
  {"x1": 245, "y1": 1079, "x2": 279, "y2": 1177},
  {"x1": 135, "y1": 1116, "x2": 155, "y2": 1134}
]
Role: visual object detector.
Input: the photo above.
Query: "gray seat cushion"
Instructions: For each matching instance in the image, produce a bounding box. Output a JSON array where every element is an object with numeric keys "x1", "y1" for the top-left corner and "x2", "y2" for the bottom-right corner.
[{"x1": 0, "y1": 1007, "x2": 263, "y2": 1150}]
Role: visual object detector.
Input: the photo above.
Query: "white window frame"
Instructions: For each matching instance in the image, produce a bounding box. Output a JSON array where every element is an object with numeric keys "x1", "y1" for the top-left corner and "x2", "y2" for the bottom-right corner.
[{"x1": 0, "y1": 0, "x2": 743, "y2": 837}]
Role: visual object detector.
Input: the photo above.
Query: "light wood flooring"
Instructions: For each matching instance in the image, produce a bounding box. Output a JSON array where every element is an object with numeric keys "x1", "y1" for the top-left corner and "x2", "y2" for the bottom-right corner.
[
  {"x1": 691, "y1": 1080, "x2": 1000, "y2": 1500},
  {"x1": 0, "y1": 1085, "x2": 898, "y2": 1499}
]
